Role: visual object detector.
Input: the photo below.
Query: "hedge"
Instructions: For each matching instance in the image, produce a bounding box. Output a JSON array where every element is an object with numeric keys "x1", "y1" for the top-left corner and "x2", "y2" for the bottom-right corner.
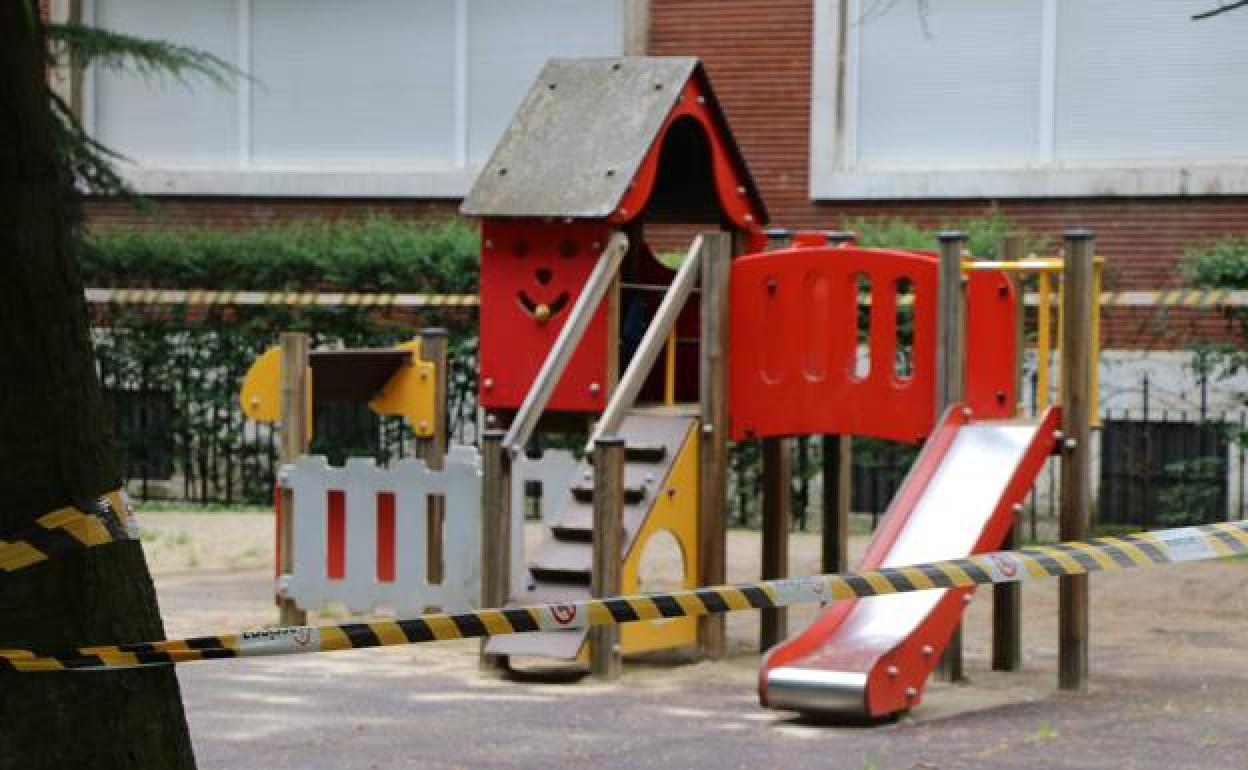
[
  {"x1": 80, "y1": 215, "x2": 479, "y2": 292},
  {"x1": 83, "y1": 217, "x2": 481, "y2": 504}
]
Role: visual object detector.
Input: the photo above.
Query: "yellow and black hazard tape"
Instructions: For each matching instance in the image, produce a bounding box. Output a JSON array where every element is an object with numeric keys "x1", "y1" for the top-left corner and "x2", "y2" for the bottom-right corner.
[
  {"x1": 84, "y1": 288, "x2": 480, "y2": 308},
  {"x1": 0, "y1": 490, "x2": 129, "y2": 574},
  {"x1": 1100, "y1": 289, "x2": 1248, "y2": 308},
  {"x1": 3, "y1": 519, "x2": 1246, "y2": 672},
  {"x1": 1020, "y1": 289, "x2": 1248, "y2": 308},
  {"x1": 84, "y1": 287, "x2": 1248, "y2": 310}
]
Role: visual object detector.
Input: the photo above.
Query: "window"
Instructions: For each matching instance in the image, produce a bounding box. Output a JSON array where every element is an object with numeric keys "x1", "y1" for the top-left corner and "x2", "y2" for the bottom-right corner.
[
  {"x1": 811, "y1": 0, "x2": 1248, "y2": 199},
  {"x1": 84, "y1": 0, "x2": 626, "y2": 196}
]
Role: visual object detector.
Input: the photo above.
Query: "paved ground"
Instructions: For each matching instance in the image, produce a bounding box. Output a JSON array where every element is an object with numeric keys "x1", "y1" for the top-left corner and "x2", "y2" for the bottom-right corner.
[{"x1": 144, "y1": 514, "x2": 1248, "y2": 769}]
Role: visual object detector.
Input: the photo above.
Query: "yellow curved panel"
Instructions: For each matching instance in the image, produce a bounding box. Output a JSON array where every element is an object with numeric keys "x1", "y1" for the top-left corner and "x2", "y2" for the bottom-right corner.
[
  {"x1": 620, "y1": 421, "x2": 700, "y2": 656},
  {"x1": 368, "y1": 339, "x2": 438, "y2": 438},
  {"x1": 239, "y1": 346, "x2": 282, "y2": 422}
]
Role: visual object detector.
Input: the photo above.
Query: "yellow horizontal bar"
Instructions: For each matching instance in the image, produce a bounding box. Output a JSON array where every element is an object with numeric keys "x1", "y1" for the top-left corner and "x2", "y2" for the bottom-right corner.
[{"x1": 963, "y1": 256, "x2": 1106, "y2": 273}]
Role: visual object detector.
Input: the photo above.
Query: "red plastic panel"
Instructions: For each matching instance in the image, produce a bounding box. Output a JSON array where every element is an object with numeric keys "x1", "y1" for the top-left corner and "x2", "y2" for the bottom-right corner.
[
  {"x1": 478, "y1": 219, "x2": 611, "y2": 413},
  {"x1": 376, "y1": 491, "x2": 395, "y2": 584},
  {"x1": 327, "y1": 489, "x2": 345, "y2": 580},
  {"x1": 966, "y1": 270, "x2": 1019, "y2": 419},
  {"x1": 612, "y1": 75, "x2": 765, "y2": 235},
  {"x1": 729, "y1": 246, "x2": 939, "y2": 443}
]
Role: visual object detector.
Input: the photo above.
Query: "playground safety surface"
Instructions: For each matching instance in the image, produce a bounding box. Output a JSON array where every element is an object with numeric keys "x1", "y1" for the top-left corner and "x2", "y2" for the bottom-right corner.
[{"x1": 142, "y1": 513, "x2": 1248, "y2": 770}]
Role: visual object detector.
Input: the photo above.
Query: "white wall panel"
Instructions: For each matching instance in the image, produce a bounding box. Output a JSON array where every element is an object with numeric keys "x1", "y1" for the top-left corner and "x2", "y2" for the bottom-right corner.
[
  {"x1": 855, "y1": 0, "x2": 1042, "y2": 170},
  {"x1": 92, "y1": 0, "x2": 240, "y2": 166},
  {"x1": 466, "y1": 0, "x2": 624, "y2": 164},
  {"x1": 1055, "y1": 0, "x2": 1248, "y2": 163},
  {"x1": 249, "y1": 0, "x2": 456, "y2": 168}
]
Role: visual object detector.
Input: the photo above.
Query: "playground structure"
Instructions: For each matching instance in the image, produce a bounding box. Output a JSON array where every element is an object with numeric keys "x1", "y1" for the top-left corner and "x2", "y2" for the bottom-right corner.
[{"x1": 240, "y1": 56, "x2": 1101, "y2": 720}]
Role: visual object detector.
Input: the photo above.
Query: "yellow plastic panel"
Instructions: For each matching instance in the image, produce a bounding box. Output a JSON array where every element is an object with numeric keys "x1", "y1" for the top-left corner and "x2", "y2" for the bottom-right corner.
[
  {"x1": 620, "y1": 420, "x2": 700, "y2": 656},
  {"x1": 239, "y1": 346, "x2": 282, "y2": 422},
  {"x1": 368, "y1": 339, "x2": 437, "y2": 438}
]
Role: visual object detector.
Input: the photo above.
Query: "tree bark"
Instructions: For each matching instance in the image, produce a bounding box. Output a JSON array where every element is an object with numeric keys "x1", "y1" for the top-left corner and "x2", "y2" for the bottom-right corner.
[{"x1": 0, "y1": 4, "x2": 196, "y2": 768}]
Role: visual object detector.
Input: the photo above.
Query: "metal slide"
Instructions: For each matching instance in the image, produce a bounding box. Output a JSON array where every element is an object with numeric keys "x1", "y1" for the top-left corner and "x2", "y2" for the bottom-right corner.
[{"x1": 760, "y1": 406, "x2": 1061, "y2": 718}]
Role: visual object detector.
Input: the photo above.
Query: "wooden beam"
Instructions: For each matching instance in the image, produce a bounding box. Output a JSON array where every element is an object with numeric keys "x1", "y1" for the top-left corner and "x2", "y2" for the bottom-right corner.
[
  {"x1": 479, "y1": 430, "x2": 511, "y2": 672},
  {"x1": 277, "y1": 332, "x2": 310, "y2": 627},
  {"x1": 934, "y1": 231, "x2": 967, "y2": 683},
  {"x1": 588, "y1": 236, "x2": 703, "y2": 450},
  {"x1": 820, "y1": 435, "x2": 852, "y2": 574},
  {"x1": 934, "y1": 232, "x2": 967, "y2": 413},
  {"x1": 419, "y1": 328, "x2": 448, "y2": 586},
  {"x1": 1059, "y1": 229, "x2": 1095, "y2": 691},
  {"x1": 992, "y1": 236, "x2": 1024, "y2": 673},
  {"x1": 760, "y1": 438, "x2": 791, "y2": 650},
  {"x1": 697, "y1": 232, "x2": 732, "y2": 659},
  {"x1": 590, "y1": 436, "x2": 626, "y2": 679}
]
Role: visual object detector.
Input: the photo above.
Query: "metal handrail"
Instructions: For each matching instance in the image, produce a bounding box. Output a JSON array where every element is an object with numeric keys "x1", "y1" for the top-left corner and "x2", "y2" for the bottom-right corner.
[
  {"x1": 586, "y1": 236, "x2": 705, "y2": 453},
  {"x1": 502, "y1": 232, "x2": 629, "y2": 453}
]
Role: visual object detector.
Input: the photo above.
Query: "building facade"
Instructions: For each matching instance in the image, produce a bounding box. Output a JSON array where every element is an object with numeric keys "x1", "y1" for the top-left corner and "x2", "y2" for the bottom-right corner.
[{"x1": 73, "y1": 0, "x2": 1248, "y2": 353}]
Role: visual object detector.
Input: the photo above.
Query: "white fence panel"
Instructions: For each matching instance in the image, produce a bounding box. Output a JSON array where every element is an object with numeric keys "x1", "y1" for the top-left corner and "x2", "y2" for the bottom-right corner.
[{"x1": 285, "y1": 447, "x2": 482, "y2": 615}]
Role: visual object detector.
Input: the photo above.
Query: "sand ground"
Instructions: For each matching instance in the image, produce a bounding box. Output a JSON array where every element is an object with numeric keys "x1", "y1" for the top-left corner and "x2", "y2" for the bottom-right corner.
[{"x1": 136, "y1": 512, "x2": 1248, "y2": 770}]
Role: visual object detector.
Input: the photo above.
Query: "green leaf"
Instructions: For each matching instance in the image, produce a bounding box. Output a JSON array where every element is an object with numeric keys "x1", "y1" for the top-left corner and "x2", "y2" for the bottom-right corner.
[{"x1": 46, "y1": 22, "x2": 245, "y2": 89}]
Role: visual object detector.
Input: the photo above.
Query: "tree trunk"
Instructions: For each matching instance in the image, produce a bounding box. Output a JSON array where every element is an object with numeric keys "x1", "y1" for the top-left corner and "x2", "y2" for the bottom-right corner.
[{"x1": 0, "y1": 5, "x2": 196, "y2": 769}]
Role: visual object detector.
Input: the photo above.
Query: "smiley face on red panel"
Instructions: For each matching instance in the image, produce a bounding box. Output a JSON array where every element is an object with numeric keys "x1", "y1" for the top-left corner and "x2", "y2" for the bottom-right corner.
[
  {"x1": 478, "y1": 219, "x2": 611, "y2": 412},
  {"x1": 511, "y1": 235, "x2": 577, "y2": 325}
]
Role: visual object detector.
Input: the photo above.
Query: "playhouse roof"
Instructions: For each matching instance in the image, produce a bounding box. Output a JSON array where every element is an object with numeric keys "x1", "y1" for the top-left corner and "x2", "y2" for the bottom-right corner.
[{"x1": 461, "y1": 56, "x2": 765, "y2": 222}]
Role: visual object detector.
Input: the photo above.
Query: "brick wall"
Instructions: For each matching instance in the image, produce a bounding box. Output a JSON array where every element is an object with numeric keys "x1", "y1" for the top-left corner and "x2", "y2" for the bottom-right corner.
[
  {"x1": 80, "y1": 1, "x2": 1248, "y2": 350},
  {"x1": 649, "y1": 0, "x2": 1248, "y2": 349}
]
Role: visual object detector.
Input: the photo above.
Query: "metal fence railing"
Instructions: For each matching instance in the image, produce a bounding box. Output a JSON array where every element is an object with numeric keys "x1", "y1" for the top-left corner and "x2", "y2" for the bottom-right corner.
[{"x1": 102, "y1": 338, "x2": 480, "y2": 506}]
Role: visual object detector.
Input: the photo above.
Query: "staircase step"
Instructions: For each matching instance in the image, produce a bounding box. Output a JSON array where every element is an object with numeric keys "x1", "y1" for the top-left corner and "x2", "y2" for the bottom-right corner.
[
  {"x1": 500, "y1": 413, "x2": 697, "y2": 663},
  {"x1": 587, "y1": 444, "x2": 667, "y2": 465},
  {"x1": 529, "y1": 566, "x2": 592, "y2": 585},
  {"x1": 550, "y1": 524, "x2": 593, "y2": 543},
  {"x1": 625, "y1": 444, "x2": 667, "y2": 464},
  {"x1": 489, "y1": 583, "x2": 590, "y2": 660},
  {"x1": 570, "y1": 484, "x2": 647, "y2": 505},
  {"x1": 529, "y1": 540, "x2": 593, "y2": 585}
]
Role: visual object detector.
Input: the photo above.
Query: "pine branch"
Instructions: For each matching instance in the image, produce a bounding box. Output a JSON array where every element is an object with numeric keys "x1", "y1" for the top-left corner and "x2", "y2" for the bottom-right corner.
[
  {"x1": 45, "y1": 22, "x2": 245, "y2": 88},
  {"x1": 47, "y1": 88, "x2": 140, "y2": 201},
  {"x1": 1192, "y1": 1, "x2": 1248, "y2": 20},
  {"x1": 42, "y1": 21, "x2": 245, "y2": 202}
]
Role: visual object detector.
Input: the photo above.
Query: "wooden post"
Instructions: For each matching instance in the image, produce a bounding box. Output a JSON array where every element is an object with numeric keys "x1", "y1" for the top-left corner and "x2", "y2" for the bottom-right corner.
[
  {"x1": 820, "y1": 233, "x2": 856, "y2": 576},
  {"x1": 277, "y1": 332, "x2": 310, "y2": 627},
  {"x1": 590, "y1": 436, "x2": 625, "y2": 679},
  {"x1": 479, "y1": 430, "x2": 511, "y2": 671},
  {"x1": 934, "y1": 231, "x2": 967, "y2": 413},
  {"x1": 760, "y1": 438, "x2": 791, "y2": 650},
  {"x1": 758, "y1": 229, "x2": 791, "y2": 650},
  {"x1": 1059, "y1": 229, "x2": 1094, "y2": 691},
  {"x1": 992, "y1": 236, "x2": 1024, "y2": 673},
  {"x1": 698, "y1": 231, "x2": 732, "y2": 659},
  {"x1": 934, "y1": 231, "x2": 967, "y2": 683},
  {"x1": 820, "y1": 435, "x2": 852, "y2": 573},
  {"x1": 419, "y1": 328, "x2": 448, "y2": 586}
]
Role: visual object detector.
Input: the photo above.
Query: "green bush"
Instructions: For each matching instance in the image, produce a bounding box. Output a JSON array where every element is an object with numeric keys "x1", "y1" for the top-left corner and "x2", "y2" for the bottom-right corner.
[
  {"x1": 1156, "y1": 456, "x2": 1226, "y2": 527},
  {"x1": 1184, "y1": 236, "x2": 1248, "y2": 291},
  {"x1": 1182, "y1": 237, "x2": 1248, "y2": 413},
  {"x1": 843, "y1": 208, "x2": 1051, "y2": 260},
  {"x1": 80, "y1": 215, "x2": 479, "y2": 292}
]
